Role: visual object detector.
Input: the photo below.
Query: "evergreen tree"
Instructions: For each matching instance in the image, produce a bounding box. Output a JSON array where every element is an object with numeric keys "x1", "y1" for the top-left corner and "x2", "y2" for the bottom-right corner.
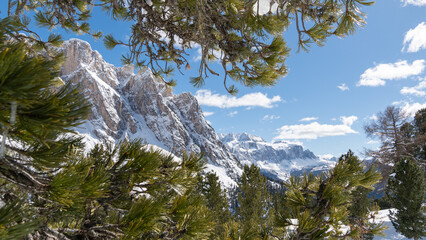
[
  {"x1": 197, "y1": 171, "x2": 231, "y2": 239},
  {"x1": 237, "y1": 164, "x2": 273, "y2": 239},
  {"x1": 276, "y1": 151, "x2": 384, "y2": 239},
  {"x1": 413, "y1": 108, "x2": 426, "y2": 165},
  {"x1": 348, "y1": 186, "x2": 379, "y2": 240},
  {"x1": 0, "y1": 18, "x2": 90, "y2": 239},
  {"x1": 386, "y1": 157, "x2": 426, "y2": 240},
  {"x1": 5, "y1": 0, "x2": 374, "y2": 94},
  {"x1": 0, "y1": 18, "x2": 212, "y2": 239}
]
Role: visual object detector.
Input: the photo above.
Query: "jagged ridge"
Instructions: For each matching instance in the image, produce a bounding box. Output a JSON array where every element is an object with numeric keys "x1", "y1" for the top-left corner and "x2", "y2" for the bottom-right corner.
[
  {"x1": 219, "y1": 133, "x2": 336, "y2": 181},
  {"x1": 59, "y1": 39, "x2": 242, "y2": 187}
]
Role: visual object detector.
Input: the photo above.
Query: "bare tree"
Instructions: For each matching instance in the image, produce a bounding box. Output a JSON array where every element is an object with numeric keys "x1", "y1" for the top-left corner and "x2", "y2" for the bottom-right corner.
[{"x1": 364, "y1": 106, "x2": 410, "y2": 164}]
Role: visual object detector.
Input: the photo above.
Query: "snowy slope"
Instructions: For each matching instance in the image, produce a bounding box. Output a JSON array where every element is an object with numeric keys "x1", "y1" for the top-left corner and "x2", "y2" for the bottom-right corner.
[
  {"x1": 59, "y1": 39, "x2": 340, "y2": 187},
  {"x1": 219, "y1": 133, "x2": 337, "y2": 181},
  {"x1": 373, "y1": 209, "x2": 410, "y2": 240},
  {"x1": 59, "y1": 39, "x2": 242, "y2": 187}
]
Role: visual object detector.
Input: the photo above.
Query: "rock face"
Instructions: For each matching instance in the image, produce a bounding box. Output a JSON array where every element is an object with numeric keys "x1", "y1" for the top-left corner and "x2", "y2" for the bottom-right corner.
[
  {"x1": 59, "y1": 39, "x2": 242, "y2": 186},
  {"x1": 219, "y1": 133, "x2": 335, "y2": 181},
  {"x1": 59, "y1": 39, "x2": 335, "y2": 186}
]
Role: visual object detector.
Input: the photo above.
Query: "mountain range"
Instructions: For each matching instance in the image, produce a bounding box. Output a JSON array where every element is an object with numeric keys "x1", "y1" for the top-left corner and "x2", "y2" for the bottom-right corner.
[{"x1": 59, "y1": 39, "x2": 335, "y2": 187}]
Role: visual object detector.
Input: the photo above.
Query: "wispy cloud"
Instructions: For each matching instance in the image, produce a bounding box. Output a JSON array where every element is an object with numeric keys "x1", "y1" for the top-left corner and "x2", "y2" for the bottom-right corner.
[
  {"x1": 341, "y1": 116, "x2": 358, "y2": 126},
  {"x1": 203, "y1": 111, "x2": 214, "y2": 117},
  {"x1": 262, "y1": 115, "x2": 280, "y2": 121},
  {"x1": 400, "y1": 77, "x2": 426, "y2": 96},
  {"x1": 401, "y1": 0, "x2": 426, "y2": 6},
  {"x1": 299, "y1": 117, "x2": 318, "y2": 122},
  {"x1": 402, "y1": 22, "x2": 426, "y2": 53},
  {"x1": 367, "y1": 140, "x2": 380, "y2": 144},
  {"x1": 195, "y1": 90, "x2": 282, "y2": 108},
  {"x1": 274, "y1": 116, "x2": 358, "y2": 140},
  {"x1": 357, "y1": 60, "x2": 426, "y2": 87},
  {"x1": 337, "y1": 83, "x2": 350, "y2": 91},
  {"x1": 228, "y1": 111, "x2": 238, "y2": 117},
  {"x1": 369, "y1": 114, "x2": 378, "y2": 121}
]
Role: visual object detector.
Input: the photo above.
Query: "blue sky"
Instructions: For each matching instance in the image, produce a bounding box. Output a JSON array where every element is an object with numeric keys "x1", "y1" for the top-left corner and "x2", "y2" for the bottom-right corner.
[{"x1": 1, "y1": 0, "x2": 425, "y2": 157}]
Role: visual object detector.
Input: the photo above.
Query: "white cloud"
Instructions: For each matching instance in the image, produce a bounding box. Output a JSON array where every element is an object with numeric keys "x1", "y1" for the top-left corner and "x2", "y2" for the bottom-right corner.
[
  {"x1": 283, "y1": 140, "x2": 304, "y2": 146},
  {"x1": 400, "y1": 78, "x2": 426, "y2": 96},
  {"x1": 228, "y1": 111, "x2": 238, "y2": 117},
  {"x1": 262, "y1": 115, "x2": 280, "y2": 121},
  {"x1": 369, "y1": 114, "x2": 378, "y2": 121},
  {"x1": 319, "y1": 154, "x2": 335, "y2": 159},
  {"x1": 195, "y1": 90, "x2": 282, "y2": 108},
  {"x1": 402, "y1": 22, "x2": 426, "y2": 53},
  {"x1": 341, "y1": 115, "x2": 358, "y2": 126},
  {"x1": 193, "y1": 46, "x2": 223, "y2": 62},
  {"x1": 357, "y1": 60, "x2": 426, "y2": 87},
  {"x1": 299, "y1": 117, "x2": 318, "y2": 122},
  {"x1": 253, "y1": 0, "x2": 278, "y2": 15},
  {"x1": 401, "y1": 0, "x2": 426, "y2": 6},
  {"x1": 400, "y1": 101, "x2": 426, "y2": 116},
  {"x1": 367, "y1": 140, "x2": 380, "y2": 144},
  {"x1": 337, "y1": 83, "x2": 350, "y2": 91},
  {"x1": 274, "y1": 116, "x2": 358, "y2": 140},
  {"x1": 203, "y1": 111, "x2": 214, "y2": 117}
]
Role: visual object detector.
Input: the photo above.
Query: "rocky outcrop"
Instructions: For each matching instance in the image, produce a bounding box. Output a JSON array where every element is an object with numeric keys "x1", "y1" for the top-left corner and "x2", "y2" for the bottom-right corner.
[
  {"x1": 59, "y1": 39, "x2": 242, "y2": 185},
  {"x1": 59, "y1": 39, "x2": 334, "y2": 185}
]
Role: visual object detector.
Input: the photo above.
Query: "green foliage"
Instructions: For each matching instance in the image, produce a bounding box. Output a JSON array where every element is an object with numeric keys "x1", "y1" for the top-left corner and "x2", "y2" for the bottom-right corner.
[
  {"x1": 348, "y1": 186, "x2": 381, "y2": 240},
  {"x1": 5, "y1": 0, "x2": 374, "y2": 94},
  {"x1": 0, "y1": 200, "x2": 39, "y2": 240},
  {"x1": 197, "y1": 172, "x2": 231, "y2": 239},
  {"x1": 278, "y1": 151, "x2": 383, "y2": 239},
  {"x1": 386, "y1": 157, "x2": 426, "y2": 240},
  {"x1": 413, "y1": 108, "x2": 426, "y2": 162},
  {"x1": 237, "y1": 164, "x2": 273, "y2": 239},
  {"x1": 0, "y1": 18, "x2": 211, "y2": 238}
]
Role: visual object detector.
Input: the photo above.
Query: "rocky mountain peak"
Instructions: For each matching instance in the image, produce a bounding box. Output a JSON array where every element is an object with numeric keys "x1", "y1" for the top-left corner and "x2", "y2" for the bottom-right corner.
[
  {"x1": 59, "y1": 38, "x2": 333, "y2": 186},
  {"x1": 219, "y1": 132, "x2": 334, "y2": 181},
  {"x1": 59, "y1": 39, "x2": 241, "y2": 187}
]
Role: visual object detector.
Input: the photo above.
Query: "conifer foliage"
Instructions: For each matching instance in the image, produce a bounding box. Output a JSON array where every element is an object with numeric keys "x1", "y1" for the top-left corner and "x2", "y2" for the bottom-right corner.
[
  {"x1": 0, "y1": 18, "x2": 211, "y2": 239},
  {"x1": 276, "y1": 151, "x2": 383, "y2": 239},
  {"x1": 237, "y1": 164, "x2": 273, "y2": 239},
  {"x1": 197, "y1": 172, "x2": 231, "y2": 239},
  {"x1": 6, "y1": 0, "x2": 374, "y2": 94},
  {"x1": 0, "y1": 18, "x2": 89, "y2": 239},
  {"x1": 386, "y1": 157, "x2": 425, "y2": 240}
]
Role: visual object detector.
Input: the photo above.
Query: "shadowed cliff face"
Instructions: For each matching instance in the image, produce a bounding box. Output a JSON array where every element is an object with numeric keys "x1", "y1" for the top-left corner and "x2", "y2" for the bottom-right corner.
[{"x1": 59, "y1": 39, "x2": 242, "y2": 186}]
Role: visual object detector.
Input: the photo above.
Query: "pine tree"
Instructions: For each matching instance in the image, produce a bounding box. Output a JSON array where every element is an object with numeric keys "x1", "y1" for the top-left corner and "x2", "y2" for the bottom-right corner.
[
  {"x1": 0, "y1": 18, "x2": 90, "y2": 239},
  {"x1": 237, "y1": 164, "x2": 273, "y2": 239},
  {"x1": 276, "y1": 151, "x2": 384, "y2": 239},
  {"x1": 386, "y1": 157, "x2": 426, "y2": 240},
  {"x1": 197, "y1": 171, "x2": 231, "y2": 239},
  {"x1": 5, "y1": 0, "x2": 374, "y2": 94},
  {"x1": 0, "y1": 18, "x2": 212, "y2": 239},
  {"x1": 413, "y1": 108, "x2": 426, "y2": 165},
  {"x1": 348, "y1": 186, "x2": 379, "y2": 240}
]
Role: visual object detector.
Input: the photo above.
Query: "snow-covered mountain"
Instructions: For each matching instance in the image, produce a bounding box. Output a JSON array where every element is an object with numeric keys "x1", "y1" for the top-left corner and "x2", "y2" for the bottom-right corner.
[
  {"x1": 219, "y1": 133, "x2": 336, "y2": 181},
  {"x1": 59, "y1": 39, "x2": 242, "y2": 187},
  {"x1": 59, "y1": 38, "x2": 336, "y2": 187}
]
